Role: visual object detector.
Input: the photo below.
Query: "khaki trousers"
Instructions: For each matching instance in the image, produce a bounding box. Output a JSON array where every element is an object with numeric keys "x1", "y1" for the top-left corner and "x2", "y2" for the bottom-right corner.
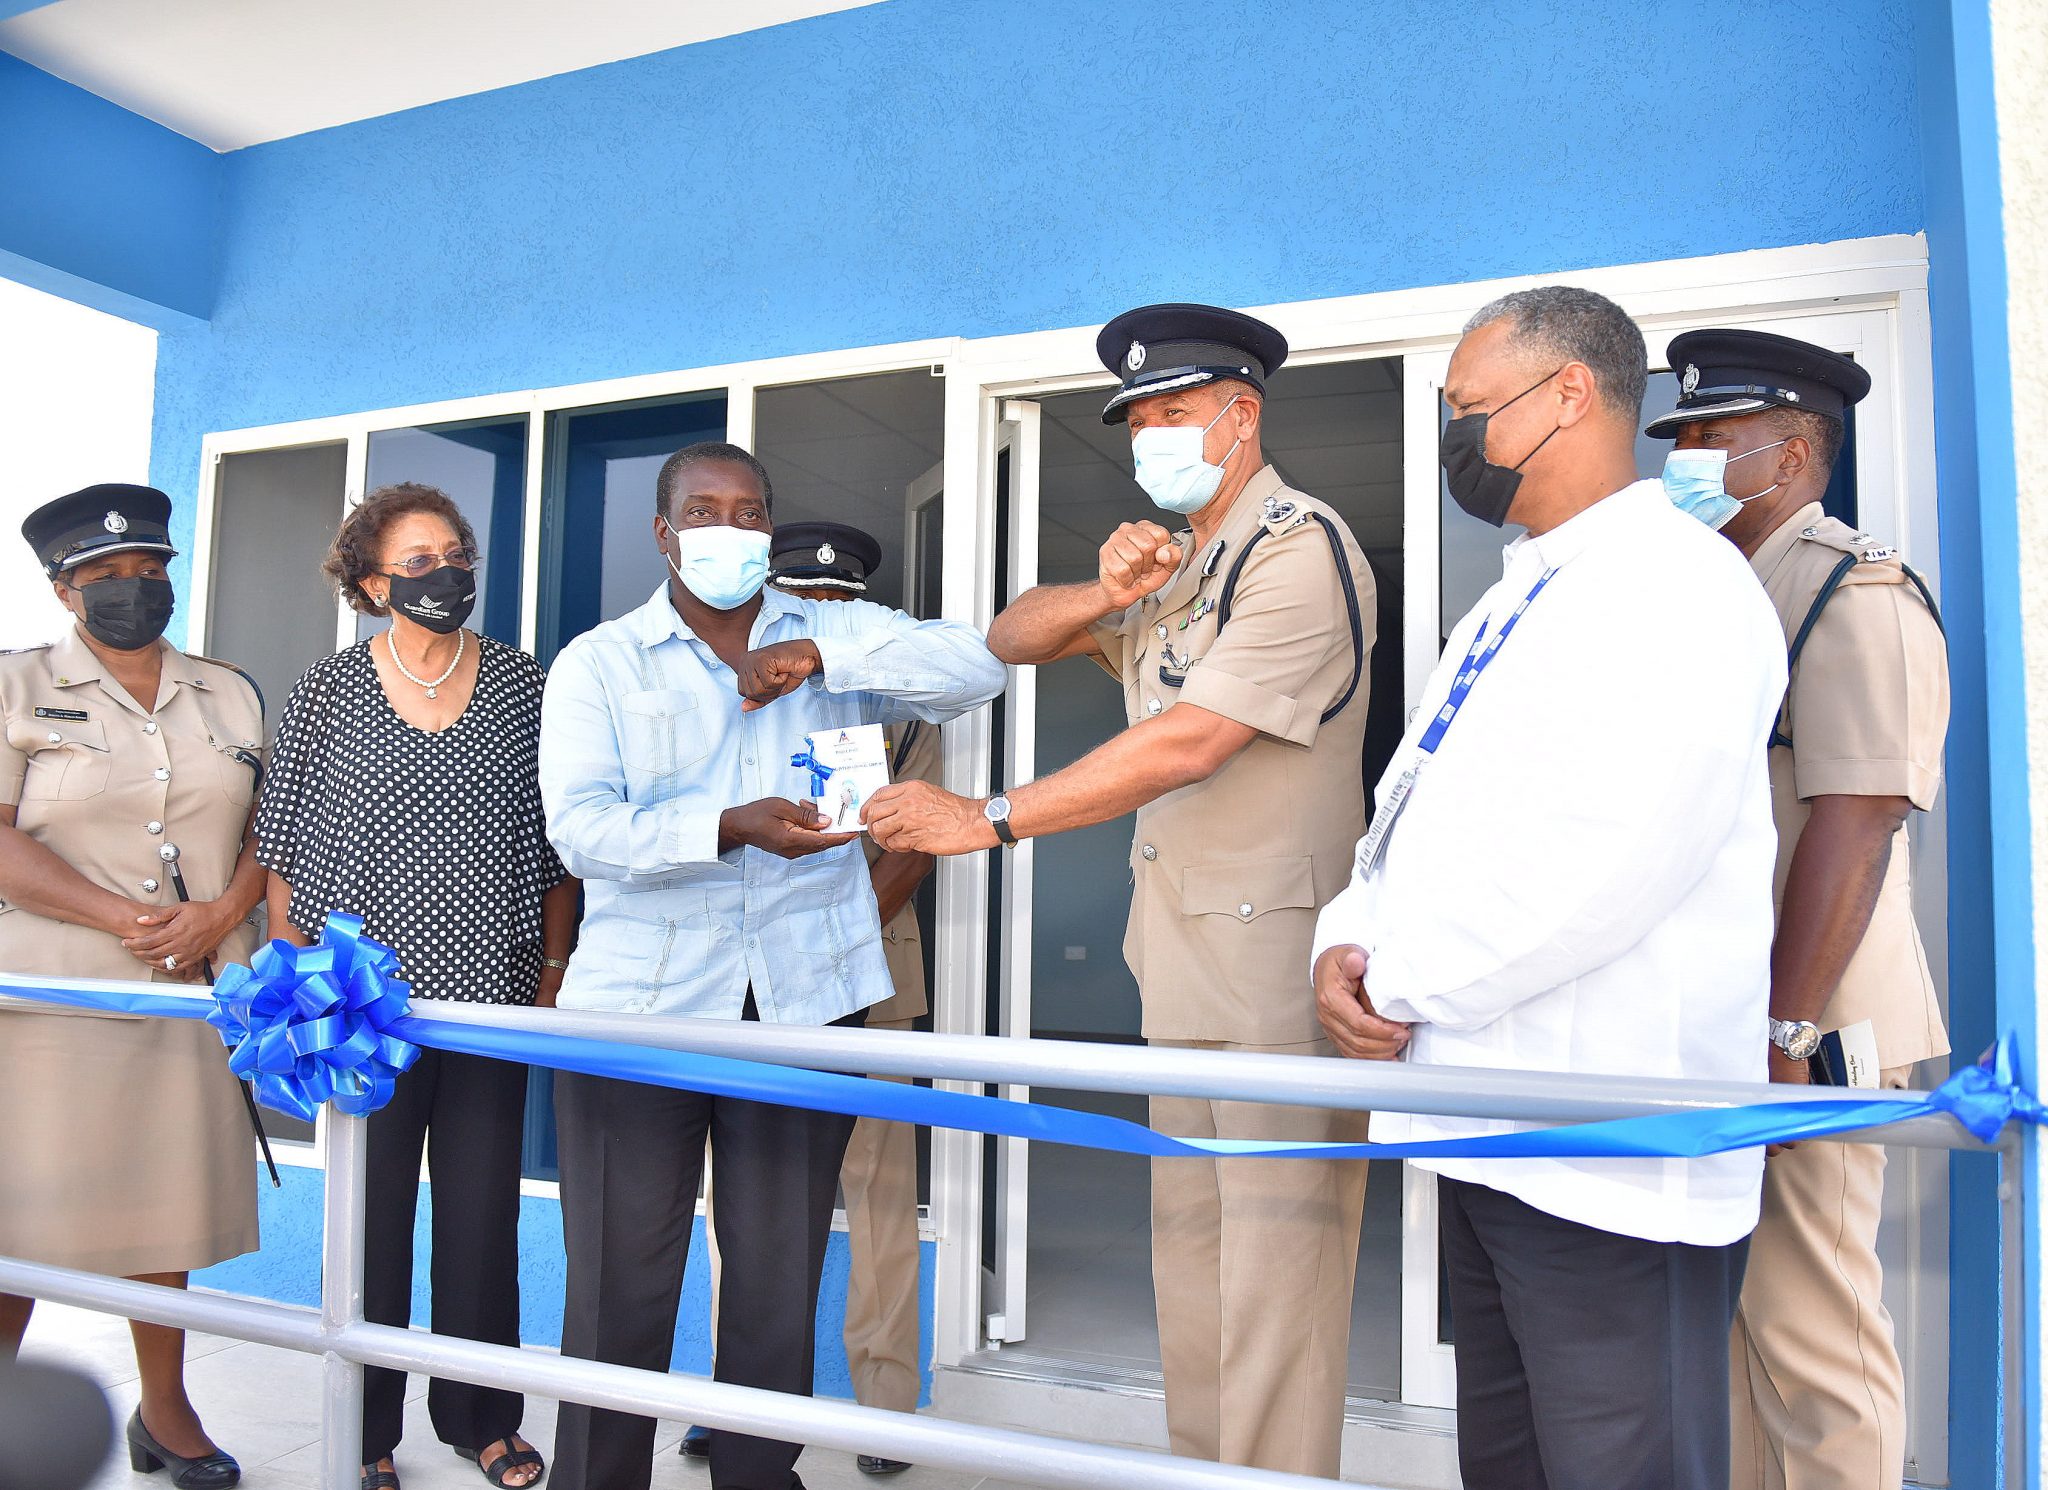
[
  {"x1": 1149, "y1": 1036, "x2": 1371, "y2": 1477},
  {"x1": 838, "y1": 1020, "x2": 923, "y2": 1413},
  {"x1": 1730, "y1": 1065, "x2": 1912, "y2": 1490},
  {"x1": 703, "y1": 1020, "x2": 924, "y2": 1413}
]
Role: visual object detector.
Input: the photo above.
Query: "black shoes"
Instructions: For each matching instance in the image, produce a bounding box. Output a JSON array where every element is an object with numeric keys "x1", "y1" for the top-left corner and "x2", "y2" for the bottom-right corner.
[
  {"x1": 857, "y1": 1456, "x2": 912, "y2": 1475},
  {"x1": 679, "y1": 1424, "x2": 711, "y2": 1458},
  {"x1": 126, "y1": 1408, "x2": 241, "y2": 1488}
]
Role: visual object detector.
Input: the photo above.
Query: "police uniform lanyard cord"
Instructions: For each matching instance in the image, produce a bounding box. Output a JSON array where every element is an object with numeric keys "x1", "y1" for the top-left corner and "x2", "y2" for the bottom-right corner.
[{"x1": 1355, "y1": 565, "x2": 1558, "y2": 876}]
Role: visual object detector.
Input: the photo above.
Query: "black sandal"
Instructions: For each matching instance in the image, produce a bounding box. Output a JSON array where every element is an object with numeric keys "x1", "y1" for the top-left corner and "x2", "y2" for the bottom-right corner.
[
  {"x1": 360, "y1": 1468, "x2": 400, "y2": 1490},
  {"x1": 457, "y1": 1437, "x2": 547, "y2": 1487}
]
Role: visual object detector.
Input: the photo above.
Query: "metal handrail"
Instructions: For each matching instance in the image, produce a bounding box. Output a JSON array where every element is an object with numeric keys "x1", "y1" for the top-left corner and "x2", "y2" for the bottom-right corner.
[{"x1": 0, "y1": 986, "x2": 2022, "y2": 1489}]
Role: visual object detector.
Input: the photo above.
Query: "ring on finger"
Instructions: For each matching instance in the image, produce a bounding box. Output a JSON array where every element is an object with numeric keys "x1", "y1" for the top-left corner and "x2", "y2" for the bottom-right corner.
[{"x1": 164, "y1": 954, "x2": 178, "y2": 971}]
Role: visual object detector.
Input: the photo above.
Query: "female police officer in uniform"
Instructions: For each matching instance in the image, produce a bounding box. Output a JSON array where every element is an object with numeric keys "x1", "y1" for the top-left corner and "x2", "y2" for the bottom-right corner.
[{"x1": 0, "y1": 483, "x2": 267, "y2": 1488}]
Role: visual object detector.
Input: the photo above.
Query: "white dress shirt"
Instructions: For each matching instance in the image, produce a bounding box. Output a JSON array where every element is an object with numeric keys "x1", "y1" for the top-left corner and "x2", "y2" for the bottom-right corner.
[
  {"x1": 540, "y1": 583, "x2": 1004, "y2": 1026},
  {"x1": 1311, "y1": 481, "x2": 1786, "y2": 1245}
]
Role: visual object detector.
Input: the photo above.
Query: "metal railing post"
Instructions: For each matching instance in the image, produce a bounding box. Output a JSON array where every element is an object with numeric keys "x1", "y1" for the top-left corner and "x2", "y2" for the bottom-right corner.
[
  {"x1": 320, "y1": 1111, "x2": 369, "y2": 1487},
  {"x1": 2000, "y1": 1134, "x2": 2025, "y2": 1490}
]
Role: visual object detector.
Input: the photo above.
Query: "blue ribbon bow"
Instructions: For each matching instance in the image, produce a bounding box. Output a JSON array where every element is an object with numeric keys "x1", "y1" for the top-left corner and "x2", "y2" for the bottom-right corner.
[
  {"x1": 790, "y1": 747, "x2": 834, "y2": 798},
  {"x1": 203, "y1": 913, "x2": 419, "y2": 1123}
]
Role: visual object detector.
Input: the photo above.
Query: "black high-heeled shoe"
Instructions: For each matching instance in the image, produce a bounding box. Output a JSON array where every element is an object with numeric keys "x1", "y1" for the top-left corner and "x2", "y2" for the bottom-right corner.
[{"x1": 126, "y1": 1408, "x2": 242, "y2": 1488}]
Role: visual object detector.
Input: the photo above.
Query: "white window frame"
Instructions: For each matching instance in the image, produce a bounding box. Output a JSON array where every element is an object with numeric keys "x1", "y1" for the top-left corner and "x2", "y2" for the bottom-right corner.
[{"x1": 188, "y1": 233, "x2": 1939, "y2": 1449}]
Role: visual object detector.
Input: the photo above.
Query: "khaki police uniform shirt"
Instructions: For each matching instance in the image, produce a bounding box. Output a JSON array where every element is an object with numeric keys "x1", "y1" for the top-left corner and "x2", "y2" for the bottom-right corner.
[
  {"x1": 1086, "y1": 465, "x2": 1375, "y2": 1044},
  {"x1": 1750, "y1": 503, "x2": 1950, "y2": 1068},
  {"x1": 0, "y1": 627, "x2": 265, "y2": 997},
  {"x1": 862, "y1": 717, "x2": 941, "y2": 1023}
]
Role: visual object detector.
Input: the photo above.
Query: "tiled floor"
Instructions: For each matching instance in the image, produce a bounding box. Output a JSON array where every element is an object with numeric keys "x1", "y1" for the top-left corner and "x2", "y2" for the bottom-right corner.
[{"x1": 17, "y1": 1302, "x2": 992, "y2": 1490}]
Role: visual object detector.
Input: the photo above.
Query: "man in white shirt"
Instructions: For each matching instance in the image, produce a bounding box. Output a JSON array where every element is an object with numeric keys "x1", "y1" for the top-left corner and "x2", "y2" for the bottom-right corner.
[{"x1": 1311, "y1": 287, "x2": 1787, "y2": 1490}]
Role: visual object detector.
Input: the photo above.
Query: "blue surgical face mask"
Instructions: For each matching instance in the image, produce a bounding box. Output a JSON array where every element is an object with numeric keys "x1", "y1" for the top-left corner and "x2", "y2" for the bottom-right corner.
[
  {"x1": 664, "y1": 522, "x2": 771, "y2": 610},
  {"x1": 1661, "y1": 438, "x2": 1787, "y2": 530},
  {"x1": 1130, "y1": 395, "x2": 1244, "y2": 515}
]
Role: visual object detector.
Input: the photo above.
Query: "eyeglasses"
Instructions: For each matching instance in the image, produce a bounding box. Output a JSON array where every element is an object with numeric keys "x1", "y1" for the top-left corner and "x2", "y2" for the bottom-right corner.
[{"x1": 382, "y1": 546, "x2": 482, "y2": 579}]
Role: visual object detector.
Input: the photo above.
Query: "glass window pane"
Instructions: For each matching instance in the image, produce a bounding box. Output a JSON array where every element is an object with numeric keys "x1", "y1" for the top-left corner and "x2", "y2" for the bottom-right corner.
[
  {"x1": 360, "y1": 418, "x2": 528, "y2": 646},
  {"x1": 540, "y1": 393, "x2": 727, "y2": 663}
]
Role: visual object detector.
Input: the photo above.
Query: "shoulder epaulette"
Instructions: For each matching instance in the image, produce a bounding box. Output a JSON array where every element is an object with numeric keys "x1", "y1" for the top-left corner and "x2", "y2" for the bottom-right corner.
[
  {"x1": 0, "y1": 643, "x2": 51, "y2": 657},
  {"x1": 187, "y1": 654, "x2": 266, "y2": 718}
]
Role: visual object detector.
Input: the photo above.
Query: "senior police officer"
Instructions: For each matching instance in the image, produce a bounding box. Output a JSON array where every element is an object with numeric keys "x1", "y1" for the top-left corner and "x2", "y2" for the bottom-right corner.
[
  {"x1": 0, "y1": 484, "x2": 268, "y2": 1486},
  {"x1": 1651, "y1": 328, "x2": 1950, "y2": 1490},
  {"x1": 681, "y1": 522, "x2": 939, "y2": 1475},
  {"x1": 865, "y1": 305, "x2": 1376, "y2": 1477}
]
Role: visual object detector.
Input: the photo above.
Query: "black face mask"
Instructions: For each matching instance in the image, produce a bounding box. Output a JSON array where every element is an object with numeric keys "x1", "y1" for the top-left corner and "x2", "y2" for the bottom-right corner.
[
  {"x1": 77, "y1": 576, "x2": 176, "y2": 651},
  {"x1": 1439, "y1": 367, "x2": 1564, "y2": 527},
  {"x1": 385, "y1": 566, "x2": 476, "y2": 634}
]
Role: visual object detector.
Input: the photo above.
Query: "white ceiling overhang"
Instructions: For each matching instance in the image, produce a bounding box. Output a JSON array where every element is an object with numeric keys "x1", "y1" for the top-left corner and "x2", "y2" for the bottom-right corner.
[{"x1": 0, "y1": 0, "x2": 888, "y2": 151}]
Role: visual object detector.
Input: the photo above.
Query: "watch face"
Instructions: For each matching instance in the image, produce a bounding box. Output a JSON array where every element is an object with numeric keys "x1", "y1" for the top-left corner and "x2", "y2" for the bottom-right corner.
[
  {"x1": 984, "y1": 794, "x2": 1009, "y2": 822},
  {"x1": 1780, "y1": 1022, "x2": 1821, "y2": 1059}
]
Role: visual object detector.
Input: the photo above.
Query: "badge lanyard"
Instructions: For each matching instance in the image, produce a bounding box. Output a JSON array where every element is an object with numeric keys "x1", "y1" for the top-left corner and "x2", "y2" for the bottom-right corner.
[{"x1": 1353, "y1": 566, "x2": 1559, "y2": 877}]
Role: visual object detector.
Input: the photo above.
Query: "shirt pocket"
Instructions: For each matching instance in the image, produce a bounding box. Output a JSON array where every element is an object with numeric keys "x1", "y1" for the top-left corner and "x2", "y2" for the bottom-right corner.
[
  {"x1": 621, "y1": 689, "x2": 711, "y2": 779},
  {"x1": 12, "y1": 718, "x2": 112, "y2": 801},
  {"x1": 1179, "y1": 855, "x2": 1319, "y2": 995},
  {"x1": 786, "y1": 844, "x2": 883, "y2": 965}
]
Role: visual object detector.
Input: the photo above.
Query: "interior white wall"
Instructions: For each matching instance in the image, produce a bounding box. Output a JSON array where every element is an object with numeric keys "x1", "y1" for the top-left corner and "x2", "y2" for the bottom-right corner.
[{"x1": 0, "y1": 276, "x2": 156, "y2": 649}]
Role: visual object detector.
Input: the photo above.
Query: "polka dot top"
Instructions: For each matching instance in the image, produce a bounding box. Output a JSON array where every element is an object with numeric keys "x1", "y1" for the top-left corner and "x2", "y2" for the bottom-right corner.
[{"x1": 254, "y1": 636, "x2": 566, "y2": 1005}]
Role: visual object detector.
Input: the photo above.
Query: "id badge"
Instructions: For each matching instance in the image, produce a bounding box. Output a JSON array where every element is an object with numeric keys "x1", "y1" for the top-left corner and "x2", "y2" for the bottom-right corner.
[{"x1": 1354, "y1": 755, "x2": 1424, "y2": 878}]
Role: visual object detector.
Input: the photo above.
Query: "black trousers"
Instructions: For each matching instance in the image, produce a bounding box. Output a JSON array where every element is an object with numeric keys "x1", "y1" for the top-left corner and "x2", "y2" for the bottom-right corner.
[
  {"x1": 1438, "y1": 1175, "x2": 1751, "y2": 1490},
  {"x1": 550, "y1": 1046, "x2": 857, "y2": 1490},
  {"x1": 361, "y1": 1047, "x2": 529, "y2": 1463}
]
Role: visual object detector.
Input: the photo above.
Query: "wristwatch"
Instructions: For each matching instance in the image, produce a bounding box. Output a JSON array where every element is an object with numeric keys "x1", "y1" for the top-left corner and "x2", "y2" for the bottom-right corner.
[
  {"x1": 1768, "y1": 1017, "x2": 1823, "y2": 1061},
  {"x1": 984, "y1": 794, "x2": 1017, "y2": 847}
]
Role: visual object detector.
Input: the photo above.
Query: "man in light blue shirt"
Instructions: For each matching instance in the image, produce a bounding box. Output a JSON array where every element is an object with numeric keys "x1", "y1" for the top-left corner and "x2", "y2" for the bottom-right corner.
[{"x1": 539, "y1": 441, "x2": 1002, "y2": 1490}]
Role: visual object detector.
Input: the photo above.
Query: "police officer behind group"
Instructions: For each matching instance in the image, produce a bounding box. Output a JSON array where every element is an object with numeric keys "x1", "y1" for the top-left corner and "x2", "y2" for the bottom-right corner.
[
  {"x1": 1651, "y1": 328, "x2": 1949, "y2": 1490},
  {"x1": 0, "y1": 484, "x2": 267, "y2": 1488},
  {"x1": 865, "y1": 305, "x2": 1376, "y2": 1477}
]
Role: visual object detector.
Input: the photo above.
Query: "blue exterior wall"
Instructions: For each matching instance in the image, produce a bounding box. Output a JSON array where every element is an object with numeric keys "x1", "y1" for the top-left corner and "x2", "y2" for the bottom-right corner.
[
  {"x1": 197, "y1": 1167, "x2": 936, "y2": 1406},
  {"x1": 1910, "y1": 0, "x2": 2036, "y2": 1481},
  {"x1": 144, "y1": 0, "x2": 1927, "y2": 577},
  {"x1": 0, "y1": 51, "x2": 221, "y2": 323}
]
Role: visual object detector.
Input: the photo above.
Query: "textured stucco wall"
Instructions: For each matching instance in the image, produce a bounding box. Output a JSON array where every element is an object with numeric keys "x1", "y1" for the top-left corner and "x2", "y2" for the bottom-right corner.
[
  {"x1": 196, "y1": 1166, "x2": 934, "y2": 1405},
  {"x1": 144, "y1": 0, "x2": 1928, "y2": 573},
  {"x1": 0, "y1": 52, "x2": 221, "y2": 323},
  {"x1": 1989, "y1": 0, "x2": 2048, "y2": 1466}
]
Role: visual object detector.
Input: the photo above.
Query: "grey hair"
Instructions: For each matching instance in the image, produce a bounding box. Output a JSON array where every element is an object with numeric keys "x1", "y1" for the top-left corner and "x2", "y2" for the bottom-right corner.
[{"x1": 1463, "y1": 286, "x2": 1648, "y2": 420}]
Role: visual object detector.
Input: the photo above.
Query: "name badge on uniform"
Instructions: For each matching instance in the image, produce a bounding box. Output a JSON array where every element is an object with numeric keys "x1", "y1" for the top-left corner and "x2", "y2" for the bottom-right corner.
[
  {"x1": 1354, "y1": 756, "x2": 1424, "y2": 878},
  {"x1": 33, "y1": 706, "x2": 87, "y2": 721}
]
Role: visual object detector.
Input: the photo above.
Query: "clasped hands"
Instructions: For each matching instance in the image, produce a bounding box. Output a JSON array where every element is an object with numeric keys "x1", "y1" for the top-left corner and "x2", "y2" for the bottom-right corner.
[
  {"x1": 1313, "y1": 944, "x2": 1412, "y2": 1061},
  {"x1": 119, "y1": 898, "x2": 241, "y2": 980}
]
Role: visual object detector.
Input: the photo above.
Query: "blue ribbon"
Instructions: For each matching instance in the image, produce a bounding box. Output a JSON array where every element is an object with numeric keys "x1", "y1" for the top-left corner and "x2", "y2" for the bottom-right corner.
[
  {"x1": 789, "y1": 747, "x2": 834, "y2": 799},
  {"x1": 201, "y1": 912, "x2": 419, "y2": 1123},
  {"x1": 3, "y1": 926, "x2": 2038, "y2": 1158}
]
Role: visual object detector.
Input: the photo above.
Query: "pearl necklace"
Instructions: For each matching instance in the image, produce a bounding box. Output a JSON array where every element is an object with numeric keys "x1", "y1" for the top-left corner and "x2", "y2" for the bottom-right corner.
[{"x1": 386, "y1": 627, "x2": 464, "y2": 699}]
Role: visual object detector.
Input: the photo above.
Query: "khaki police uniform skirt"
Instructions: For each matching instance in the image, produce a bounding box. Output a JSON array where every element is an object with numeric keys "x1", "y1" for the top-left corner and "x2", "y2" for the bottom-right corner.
[{"x1": 0, "y1": 1004, "x2": 260, "y2": 1277}]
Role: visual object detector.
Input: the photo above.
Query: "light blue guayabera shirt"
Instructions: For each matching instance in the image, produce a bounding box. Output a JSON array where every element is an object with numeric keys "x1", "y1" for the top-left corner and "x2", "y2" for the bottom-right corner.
[{"x1": 539, "y1": 583, "x2": 1005, "y2": 1025}]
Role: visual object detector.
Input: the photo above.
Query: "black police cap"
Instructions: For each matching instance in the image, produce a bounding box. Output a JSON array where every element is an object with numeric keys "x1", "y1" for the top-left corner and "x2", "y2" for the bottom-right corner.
[
  {"x1": 1645, "y1": 328, "x2": 1872, "y2": 437},
  {"x1": 769, "y1": 521, "x2": 884, "y2": 593},
  {"x1": 1096, "y1": 303, "x2": 1289, "y2": 425},
  {"x1": 21, "y1": 483, "x2": 178, "y2": 579}
]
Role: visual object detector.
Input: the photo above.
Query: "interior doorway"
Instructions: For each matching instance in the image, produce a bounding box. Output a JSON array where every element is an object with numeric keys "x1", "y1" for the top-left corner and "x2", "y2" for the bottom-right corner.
[{"x1": 995, "y1": 358, "x2": 1408, "y2": 1399}]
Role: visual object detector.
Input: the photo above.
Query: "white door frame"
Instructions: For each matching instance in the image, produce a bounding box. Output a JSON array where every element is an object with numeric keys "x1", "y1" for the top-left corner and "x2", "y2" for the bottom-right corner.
[{"x1": 932, "y1": 236, "x2": 1941, "y2": 1434}]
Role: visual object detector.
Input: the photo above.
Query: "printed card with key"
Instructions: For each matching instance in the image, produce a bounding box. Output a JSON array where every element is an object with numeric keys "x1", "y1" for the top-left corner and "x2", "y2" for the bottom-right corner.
[{"x1": 792, "y1": 723, "x2": 892, "y2": 833}]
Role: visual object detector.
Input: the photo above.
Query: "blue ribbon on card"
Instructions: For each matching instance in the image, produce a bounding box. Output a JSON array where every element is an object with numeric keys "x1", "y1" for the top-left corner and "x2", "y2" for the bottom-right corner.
[
  {"x1": 4, "y1": 917, "x2": 2036, "y2": 1157},
  {"x1": 789, "y1": 747, "x2": 835, "y2": 799}
]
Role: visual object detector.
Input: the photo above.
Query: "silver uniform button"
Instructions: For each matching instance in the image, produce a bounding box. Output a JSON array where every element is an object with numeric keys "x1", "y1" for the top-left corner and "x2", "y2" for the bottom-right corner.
[
  {"x1": 140, "y1": 878, "x2": 159, "y2": 893},
  {"x1": 45, "y1": 731, "x2": 59, "y2": 743},
  {"x1": 1238, "y1": 903, "x2": 1254, "y2": 918},
  {"x1": 142, "y1": 722, "x2": 158, "y2": 735},
  {"x1": 1801, "y1": 526, "x2": 1819, "y2": 538},
  {"x1": 153, "y1": 767, "x2": 170, "y2": 781},
  {"x1": 1141, "y1": 844, "x2": 1157, "y2": 861},
  {"x1": 1146, "y1": 698, "x2": 1162, "y2": 715},
  {"x1": 147, "y1": 820, "x2": 163, "y2": 834}
]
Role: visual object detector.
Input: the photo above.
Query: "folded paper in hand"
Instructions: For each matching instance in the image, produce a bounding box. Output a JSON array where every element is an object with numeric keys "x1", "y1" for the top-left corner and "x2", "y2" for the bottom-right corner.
[{"x1": 796, "y1": 723, "x2": 891, "y2": 833}]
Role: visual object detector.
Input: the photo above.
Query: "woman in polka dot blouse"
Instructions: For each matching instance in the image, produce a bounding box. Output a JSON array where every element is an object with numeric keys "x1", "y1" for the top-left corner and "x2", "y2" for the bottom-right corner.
[{"x1": 255, "y1": 484, "x2": 576, "y2": 1490}]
